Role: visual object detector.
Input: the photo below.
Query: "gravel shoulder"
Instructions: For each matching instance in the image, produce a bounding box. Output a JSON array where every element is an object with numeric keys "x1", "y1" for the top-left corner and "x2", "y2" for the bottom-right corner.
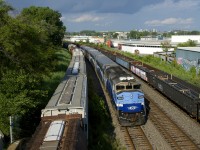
[{"x1": 140, "y1": 77, "x2": 200, "y2": 149}]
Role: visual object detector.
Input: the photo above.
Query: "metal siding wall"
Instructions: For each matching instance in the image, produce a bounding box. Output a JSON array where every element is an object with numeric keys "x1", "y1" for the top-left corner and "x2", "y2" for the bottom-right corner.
[
  {"x1": 176, "y1": 49, "x2": 200, "y2": 71},
  {"x1": 116, "y1": 57, "x2": 129, "y2": 69}
]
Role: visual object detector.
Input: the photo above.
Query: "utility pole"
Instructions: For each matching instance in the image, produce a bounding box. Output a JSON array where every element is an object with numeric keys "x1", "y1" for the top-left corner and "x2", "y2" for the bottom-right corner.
[
  {"x1": 196, "y1": 58, "x2": 200, "y2": 77},
  {"x1": 9, "y1": 116, "x2": 13, "y2": 143}
]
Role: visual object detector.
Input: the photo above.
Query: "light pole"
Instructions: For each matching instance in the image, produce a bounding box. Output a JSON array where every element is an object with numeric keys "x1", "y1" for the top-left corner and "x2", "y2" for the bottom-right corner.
[{"x1": 9, "y1": 116, "x2": 13, "y2": 143}]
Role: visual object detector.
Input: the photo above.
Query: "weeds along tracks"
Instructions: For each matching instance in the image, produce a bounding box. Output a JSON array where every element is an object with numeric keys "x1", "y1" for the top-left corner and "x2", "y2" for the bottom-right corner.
[{"x1": 146, "y1": 94, "x2": 199, "y2": 149}]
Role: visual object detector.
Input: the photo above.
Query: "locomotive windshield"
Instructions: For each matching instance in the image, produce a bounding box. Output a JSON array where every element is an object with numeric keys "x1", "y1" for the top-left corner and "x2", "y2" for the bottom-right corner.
[
  {"x1": 116, "y1": 85, "x2": 125, "y2": 90},
  {"x1": 126, "y1": 85, "x2": 132, "y2": 89},
  {"x1": 116, "y1": 83, "x2": 141, "y2": 92}
]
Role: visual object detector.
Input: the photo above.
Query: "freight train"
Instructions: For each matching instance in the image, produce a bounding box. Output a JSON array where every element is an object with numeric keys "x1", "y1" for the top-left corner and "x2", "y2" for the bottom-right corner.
[
  {"x1": 81, "y1": 46, "x2": 146, "y2": 126},
  {"x1": 26, "y1": 45, "x2": 88, "y2": 150},
  {"x1": 95, "y1": 47, "x2": 200, "y2": 122}
]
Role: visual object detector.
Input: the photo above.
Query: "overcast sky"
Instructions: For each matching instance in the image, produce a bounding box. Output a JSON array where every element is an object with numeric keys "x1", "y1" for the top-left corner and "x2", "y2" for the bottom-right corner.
[{"x1": 5, "y1": 0, "x2": 200, "y2": 32}]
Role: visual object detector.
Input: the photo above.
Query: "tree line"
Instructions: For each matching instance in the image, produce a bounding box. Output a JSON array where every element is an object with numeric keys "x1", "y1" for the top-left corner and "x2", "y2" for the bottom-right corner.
[
  {"x1": 0, "y1": 0, "x2": 66, "y2": 139},
  {"x1": 67, "y1": 29, "x2": 200, "y2": 40}
]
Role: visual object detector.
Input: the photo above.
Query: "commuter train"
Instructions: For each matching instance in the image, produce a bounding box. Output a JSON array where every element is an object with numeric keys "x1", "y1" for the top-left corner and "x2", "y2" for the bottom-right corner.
[
  {"x1": 96, "y1": 47, "x2": 200, "y2": 122},
  {"x1": 81, "y1": 46, "x2": 146, "y2": 126},
  {"x1": 26, "y1": 45, "x2": 88, "y2": 150}
]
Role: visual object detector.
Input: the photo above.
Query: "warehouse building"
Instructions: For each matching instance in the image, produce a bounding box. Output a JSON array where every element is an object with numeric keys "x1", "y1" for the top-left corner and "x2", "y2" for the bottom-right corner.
[
  {"x1": 171, "y1": 35, "x2": 200, "y2": 44},
  {"x1": 176, "y1": 47, "x2": 200, "y2": 72},
  {"x1": 111, "y1": 39, "x2": 173, "y2": 55}
]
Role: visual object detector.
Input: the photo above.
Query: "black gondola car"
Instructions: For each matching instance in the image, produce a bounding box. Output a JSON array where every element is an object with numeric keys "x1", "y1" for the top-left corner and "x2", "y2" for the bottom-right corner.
[{"x1": 147, "y1": 71, "x2": 200, "y2": 118}]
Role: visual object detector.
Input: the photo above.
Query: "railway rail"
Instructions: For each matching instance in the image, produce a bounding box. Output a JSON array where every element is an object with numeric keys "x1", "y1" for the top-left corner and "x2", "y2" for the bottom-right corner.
[
  {"x1": 127, "y1": 127, "x2": 152, "y2": 149},
  {"x1": 120, "y1": 127, "x2": 135, "y2": 149},
  {"x1": 146, "y1": 94, "x2": 199, "y2": 149},
  {"x1": 121, "y1": 126, "x2": 152, "y2": 150}
]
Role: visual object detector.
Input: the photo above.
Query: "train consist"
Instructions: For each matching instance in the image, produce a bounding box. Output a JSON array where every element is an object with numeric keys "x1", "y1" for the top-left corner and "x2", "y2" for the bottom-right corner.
[
  {"x1": 81, "y1": 46, "x2": 146, "y2": 126},
  {"x1": 96, "y1": 47, "x2": 200, "y2": 122},
  {"x1": 26, "y1": 45, "x2": 88, "y2": 150}
]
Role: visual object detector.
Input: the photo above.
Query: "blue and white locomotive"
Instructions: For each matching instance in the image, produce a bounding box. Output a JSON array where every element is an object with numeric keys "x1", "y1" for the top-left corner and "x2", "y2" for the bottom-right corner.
[{"x1": 82, "y1": 46, "x2": 146, "y2": 126}]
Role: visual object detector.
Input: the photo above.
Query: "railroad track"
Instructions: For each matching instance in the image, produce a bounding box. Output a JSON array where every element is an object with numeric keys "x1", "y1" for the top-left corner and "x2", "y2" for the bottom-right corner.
[
  {"x1": 121, "y1": 126, "x2": 152, "y2": 150},
  {"x1": 120, "y1": 127, "x2": 135, "y2": 150},
  {"x1": 146, "y1": 95, "x2": 199, "y2": 149}
]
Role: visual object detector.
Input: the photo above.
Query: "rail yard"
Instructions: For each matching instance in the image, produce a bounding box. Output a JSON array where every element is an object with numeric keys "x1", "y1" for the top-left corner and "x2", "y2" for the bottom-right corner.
[
  {"x1": 21, "y1": 44, "x2": 200, "y2": 149},
  {"x1": 84, "y1": 45, "x2": 200, "y2": 149}
]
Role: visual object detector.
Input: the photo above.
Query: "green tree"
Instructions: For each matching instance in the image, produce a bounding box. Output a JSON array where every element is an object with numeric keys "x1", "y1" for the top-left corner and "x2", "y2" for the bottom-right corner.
[
  {"x1": 129, "y1": 30, "x2": 138, "y2": 39},
  {"x1": 0, "y1": 69, "x2": 48, "y2": 135},
  {"x1": 0, "y1": 0, "x2": 13, "y2": 27},
  {"x1": 112, "y1": 33, "x2": 119, "y2": 39},
  {"x1": 161, "y1": 41, "x2": 172, "y2": 61},
  {"x1": 0, "y1": 0, "x2": 13, "y2": 74},
  {"x1": 0, "y1": 2, "x2": 66, "y2": 137},
  {"x1": 19, "y1": 6, "x2": 66, "y2": 46},
  {"x1": 129, "y1": 30, "x2": 158, "y2": 39},
  {"x1": 0, "y1": 18, "x2": 55, "y2": 75},
  {"x1": 177, "y1": 39, "x2": 197, "y2": 47}
]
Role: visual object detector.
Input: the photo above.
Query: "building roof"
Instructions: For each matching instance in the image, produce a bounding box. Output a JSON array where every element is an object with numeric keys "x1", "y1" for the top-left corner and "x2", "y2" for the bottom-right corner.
[
  {"x1": 41, "y1": 48, "x2": 87, "y2": 117},
  {"x1": 177, "y1": 47, "x2": 200, "y2": 53},
  {"x1": 114, "y1": 39, "x2": 165, "y2": 46},
  {"x1": 26, "y1": 114, "x2": 87, "y2": 150}
]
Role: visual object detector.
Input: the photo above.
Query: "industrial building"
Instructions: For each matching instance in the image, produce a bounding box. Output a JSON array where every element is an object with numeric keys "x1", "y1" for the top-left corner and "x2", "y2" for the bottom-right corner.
[
  {"x1": 111, "y1": 35, "x2": 200, "y2": 55},
  {"x1": 111, "y1": 39, "x2": 173, "y2": 55},
  {"x1": 64, "y1": 35, "x2": 104, "y2": 44},
  {"x1": 176, "y1": 47, "x2": 200, "y2": 72},
  {"x1": 171, "y1": 35, "x2": 200, "y2": 44}
]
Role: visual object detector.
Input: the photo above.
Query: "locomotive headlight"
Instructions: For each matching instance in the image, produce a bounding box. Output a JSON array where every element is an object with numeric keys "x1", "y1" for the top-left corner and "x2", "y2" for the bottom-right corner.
[
  {"x1": 141, "y1": 102, "x2": 144, "y2": 105},
  {"x1": 138, "y1": 95, "x2": 144, "y2": 99},
  {"x1": 130, "y1": 94, "x2": 133, "y2": 98}
]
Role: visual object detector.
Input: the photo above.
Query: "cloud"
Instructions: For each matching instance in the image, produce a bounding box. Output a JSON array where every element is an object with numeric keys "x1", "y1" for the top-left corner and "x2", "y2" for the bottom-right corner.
[
  {"x1": 171, "y1": 0, "x2": 200, "y2": 9},
  {"x1": 145, "y1": 18, "x2": 193, "y2": 26},
  {"x1": 5, "y1": 0, "x2": 200, "y2": 31},
  {"x1": 60, "y1": 16, "x2": 66, "y2": 21},
  {"x1": 95, "y1": 22, "x2": 112, "y2": 27},
  {"x1": 67, "y1": 0, "x2": 164, "y2": 14},
  {"x1": 148, "y1": 0, "x2": 200, "y2": 11},
  {"x1": 6, "y1": 0, "x2": 165, "y2": 14},
  {"x1": 71, "y1": 14, "x2": 104, "y2": 23}
]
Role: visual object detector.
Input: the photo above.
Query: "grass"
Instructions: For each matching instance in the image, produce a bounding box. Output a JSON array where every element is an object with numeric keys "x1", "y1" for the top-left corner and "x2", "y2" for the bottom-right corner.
[
  {"x1": 87, "y1": 76, "x2": 126, "y2": 150},
  {"x1": 42, "y1": 48, "x2": 71, "y2": 101}
]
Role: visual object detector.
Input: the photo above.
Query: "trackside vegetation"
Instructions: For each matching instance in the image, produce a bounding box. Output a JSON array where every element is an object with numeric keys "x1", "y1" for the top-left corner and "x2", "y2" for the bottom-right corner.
[
  {"x1": 0, "y1": 0, "x2": 67, "y2": 147},
  {"x1": 87, "y1": 77, "x2": 125, "y2": 150}
]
